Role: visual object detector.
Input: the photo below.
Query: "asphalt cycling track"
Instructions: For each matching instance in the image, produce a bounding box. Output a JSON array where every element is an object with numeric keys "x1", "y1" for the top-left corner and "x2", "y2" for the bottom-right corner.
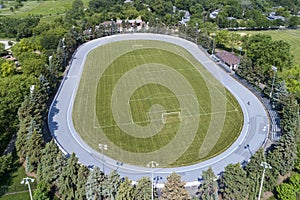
[{"x1": 48, "y1": 34, "x2": 269, "y2": 186}]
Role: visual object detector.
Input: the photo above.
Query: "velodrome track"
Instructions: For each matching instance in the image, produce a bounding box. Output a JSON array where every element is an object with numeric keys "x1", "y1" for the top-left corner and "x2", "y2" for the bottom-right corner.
[{"x1": 48, "y1": 33, "x2": 269, "y2": 184}]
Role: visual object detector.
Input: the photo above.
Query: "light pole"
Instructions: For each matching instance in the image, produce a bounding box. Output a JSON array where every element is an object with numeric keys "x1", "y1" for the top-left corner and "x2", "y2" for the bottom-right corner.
[
  {"x1": 48, "y1": 55, "x2": 52, "y2": 71},
  {"x1": 195, "y1": 23, "x2": 198, "y2": 45},
  {"x1": 147, "y1": 161, "x2": 159, "y2": 200},
  {"x1": 269, "y1": 66, "x2": 277, "y2": 98},
  {"x1": 155, "y1": 18, "x2": 158, "y2": 33},
  {"x1": 211, "y1": 33, "x2": 216, "y2": 54},
  {"x1": 21, "y1": 177, "x2": 34, "y2": 200},
  {"x1": 258, "y1": 162, "x2": 272, "y2": 200},
  {"x1": 99, "y1": 144, "x2": 108, "y2": 173}
]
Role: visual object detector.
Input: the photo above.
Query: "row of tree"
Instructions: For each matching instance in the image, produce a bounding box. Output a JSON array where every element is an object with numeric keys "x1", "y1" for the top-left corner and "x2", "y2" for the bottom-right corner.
[{"x1": 0, "y1": 0, "x2": 299, "y2": 199}]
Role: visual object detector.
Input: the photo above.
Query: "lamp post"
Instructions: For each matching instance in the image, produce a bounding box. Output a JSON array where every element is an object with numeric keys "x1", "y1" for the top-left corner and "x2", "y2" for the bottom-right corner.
[
  {"x1": 48, "y1": 55, "x2": 52, "y2": 71},
  {"x1": 21, "y1": 177, "x2": 34, "y2": 200},
  {"x1": 155, "y1": 18, "x2": 158, "y2": 33},
  {"x1": 195, "y1": 23, "x2": 199, "y2": 45},
  {"x1": 258, "y1": 162, "x2": 272, "y2": 200},
  {"x1": 269, "y1": 66, "x2": 277, "y2": 98},
  {"x1": 147, "y1": 161, "x2": 159, "y2": 200},
  {"x1": 211, "y1": 33, "x2": 216, "y2": 54},
  {"x1": 99, "y1": 144, "x2": 108, "y2": 173}
]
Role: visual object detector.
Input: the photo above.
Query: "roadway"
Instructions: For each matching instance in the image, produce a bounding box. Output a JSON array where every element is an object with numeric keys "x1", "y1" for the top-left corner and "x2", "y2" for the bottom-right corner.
[{"x1": 48, "y1": 33, "x2": 269, "y2": 185}]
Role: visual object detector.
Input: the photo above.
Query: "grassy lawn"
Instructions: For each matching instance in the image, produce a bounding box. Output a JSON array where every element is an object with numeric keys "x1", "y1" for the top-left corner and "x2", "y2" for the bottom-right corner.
[
  {"x1": 0, "y1": 192, "x2": 31, "y2": 200},
  {"x1": 0, "y1": 0, "x2": 89, "y2": 17},
  {"x1": 0, "y1": 153, "x2": 36, "y2": 200},
  {"x1": 73, "y1": 39, "x2": 243, "y2": 167},
  {"x1": 239, "y1": 29, "x2": 300, "y2": 66}
]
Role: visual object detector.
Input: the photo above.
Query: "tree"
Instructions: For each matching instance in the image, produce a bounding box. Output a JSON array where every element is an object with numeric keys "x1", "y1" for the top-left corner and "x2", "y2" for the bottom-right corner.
[
  {"x1": 219, "y1": 163, "x2": 248, "y2": 200},
  {"x1": 76, "y1": 165, "x2": 89, "y2": 200},
  {"x1": 116, "y1": 177, "x2": 134, "y2": 200},
  {"x1": 0, "y1": 153, "x2": 13, "y2": 177},
  {"x1": 37, "y1": 139, "x2": 60, "y2": 184},
  {"x1": 276, "y1": 183, "x2": 296, "y2": 200},
  {"x1": 267, "y1": 132, "x2": 297, "y2": 176},
  {"x1": 245, "y1": 149, "x2": 265, "y2": 200},
  {"x1": 33, "y1": 181, "x2": 50, "y2": 200},
  {"x1": 26, "y1": 129, "x2": 44, "y2": 172},
  {"x1": 86, "y1": 166, "x2": 106, "y2": 200},
  {"x1": 161, "y1": 172, "x2": 189, "y2": 200},
  {"x1": 198, "y1": 167, "x2": 219, "y2": 200},
  {"x1": 102, "y1": 170, "x2": 121, "y2": 199},
  {"x1": 0, "y1": 60, "x2": 15, "y2": 77},
  {"x1": 58, "y1": 153, "x2": 80, "y2": 200},
  {"x1": 281, "y1": 67, "x2": 300, "y2": 99},
  {"x1": 134, "y1": 177, "x2": 152, "y2": 200}
]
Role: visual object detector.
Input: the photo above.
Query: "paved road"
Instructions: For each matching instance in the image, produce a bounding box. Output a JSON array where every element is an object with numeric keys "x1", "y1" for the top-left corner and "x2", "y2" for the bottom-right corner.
[{"x1": 48, "y1": 34, "x2": 269, "y2": 185}]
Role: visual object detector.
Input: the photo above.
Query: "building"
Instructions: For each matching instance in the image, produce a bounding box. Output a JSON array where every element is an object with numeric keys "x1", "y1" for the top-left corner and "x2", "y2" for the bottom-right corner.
[
  {"x1": 215, "y1": 51, "x2": 240, "y2": 70},
  {"x1": 267, "y1": 12, "x2": 285, "y2": 21}
]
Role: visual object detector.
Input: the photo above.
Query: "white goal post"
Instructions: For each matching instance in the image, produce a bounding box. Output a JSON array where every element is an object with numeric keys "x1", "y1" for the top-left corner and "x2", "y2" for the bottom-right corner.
[{"x1": 161, "y1": 111, "x2": 181, "y2": 124}]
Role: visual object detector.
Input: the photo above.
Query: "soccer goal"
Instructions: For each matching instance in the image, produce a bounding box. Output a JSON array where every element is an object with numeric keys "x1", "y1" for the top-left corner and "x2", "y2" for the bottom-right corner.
[{"x1": 162, "y1": 111, "x2": 181, "y2": 124}]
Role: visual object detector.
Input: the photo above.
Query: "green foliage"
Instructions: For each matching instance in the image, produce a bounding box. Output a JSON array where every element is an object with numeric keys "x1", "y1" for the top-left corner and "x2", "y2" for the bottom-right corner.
[
  {"x1": 267, "y1": 133, "x2": 297, "y2": 176},
  {"x1": 38, "y1": 28, "x2": 67, "y2": 51},
  {"x1": 220, "y1": 163, "x2": 248, "y2": 200},
  {"x1": 0, "y1": 153, "x2": 13, "y2": 178},
  {"x1": 86, "y1": 166, "x2": 106, "y2": 200},
  {"x1": 58, "y1": 153, "x2": 80, "y2": 200},
  {"x1": 33, "y1": 181, "x2": 50, "y2": 200},
  {"x1": 116, "y1": 177, "x2": 135, "y2": 200},
  {"x1": 0, "y1": 60, "x2": 15, "y2": 77},
  {"x1": 102, "y1": 170, "x2": 121, "y2": 199},
  {"x1": 75, "y1": 165, "x2": 89, "y2": 200},
  {"x1": 26, "y1": 129, "x2": 45, "y2": 172},
  {"x1": 198, "y1": 167, "x2": 219, "y2": 200},
  {"x1": 0, "y1": 16, "x2": 40, "y2": 39},
  {"x1": 11, "y1": 38, "x2": 43, "y2": 58},
  {"x1": 245, "y1": 149, "x2": 265, "y2": 200},
  {"x1": 37, "y1": 140, "x2": 60, "y2": 184},
  {"x1": 161, "y1": 172, "x2": 189, "y2": 200},
  {"x1": 280, "y1": 67, "x2": 300, "y2": 99},
  {"x1": 276, "y1": 183, "x2": 296, "y2": 200},
  {"x1": 0, "y1": 74, "x2": 35, "y2": 154},
  {"x1": 134, "y1": 177, "x2": 152, "y2": 200}
]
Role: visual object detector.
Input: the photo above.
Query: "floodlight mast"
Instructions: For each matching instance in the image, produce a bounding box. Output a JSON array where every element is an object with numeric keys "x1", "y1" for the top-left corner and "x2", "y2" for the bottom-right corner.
[
  {"x1": 258, "y1": 162, "x2": 272, "y2": 200},
  {"x1": 147, "y1": 161, "x2": 159, "y2": 200},
  {"x1": 99, "y1": 144, "x2": 108, "y2": 173},
  {"x1": 269, "y1": 66, "x2": 277, "y2": 98},
  {"x1": 21, "y1": 177, "x2": 34, "y2": 200}
]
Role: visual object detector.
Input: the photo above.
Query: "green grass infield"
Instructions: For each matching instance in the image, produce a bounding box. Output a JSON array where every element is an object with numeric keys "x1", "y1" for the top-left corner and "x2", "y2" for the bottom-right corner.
[{"x1": 73, "y1": 39, "x2": 244, "y2": 167}]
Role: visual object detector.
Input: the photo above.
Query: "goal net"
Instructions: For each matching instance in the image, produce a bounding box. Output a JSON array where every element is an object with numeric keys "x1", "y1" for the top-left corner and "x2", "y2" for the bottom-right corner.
[{"x1": 162, "y1": 111, "x2": 181, "y2": 124}]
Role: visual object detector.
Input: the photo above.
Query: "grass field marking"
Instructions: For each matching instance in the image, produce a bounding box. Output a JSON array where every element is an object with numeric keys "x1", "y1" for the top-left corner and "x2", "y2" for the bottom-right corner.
[
  {"x1": 128, "y1": 93, "x2": 203, "y2": 117},
  {"x1": 73, "y1": 39, "x2": 243, "y2": 166},
  {"x1": 194, "y1": 65, "x2": 238, "y2": 111},
  {"x1": 162, "y1": 111, "x2": 181, "y2": 124},
  {"x1": 132, "y1": 44, "x2": 144, "y2": 48}
]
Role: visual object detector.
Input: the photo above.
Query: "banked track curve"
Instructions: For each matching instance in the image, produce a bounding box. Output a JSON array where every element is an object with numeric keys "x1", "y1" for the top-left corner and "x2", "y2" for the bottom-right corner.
[{"x1": 48, "y1": 33, "x2": 269, "y2": 184}]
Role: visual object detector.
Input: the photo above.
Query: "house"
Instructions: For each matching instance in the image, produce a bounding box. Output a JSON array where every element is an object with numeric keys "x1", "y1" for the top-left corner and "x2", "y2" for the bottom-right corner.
[
  {"x1": 210, "y1": 9, "x2": 220, "y2": 19},
  {"x1": 180, "y1": 10, "x2": 191, "y2": 24},
  {"x1": 267, "y1": 12, "x2": 285, "y2": 21},
  {"x1": 215, "y1": 51, "x2": 240, "y2": 70}
]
